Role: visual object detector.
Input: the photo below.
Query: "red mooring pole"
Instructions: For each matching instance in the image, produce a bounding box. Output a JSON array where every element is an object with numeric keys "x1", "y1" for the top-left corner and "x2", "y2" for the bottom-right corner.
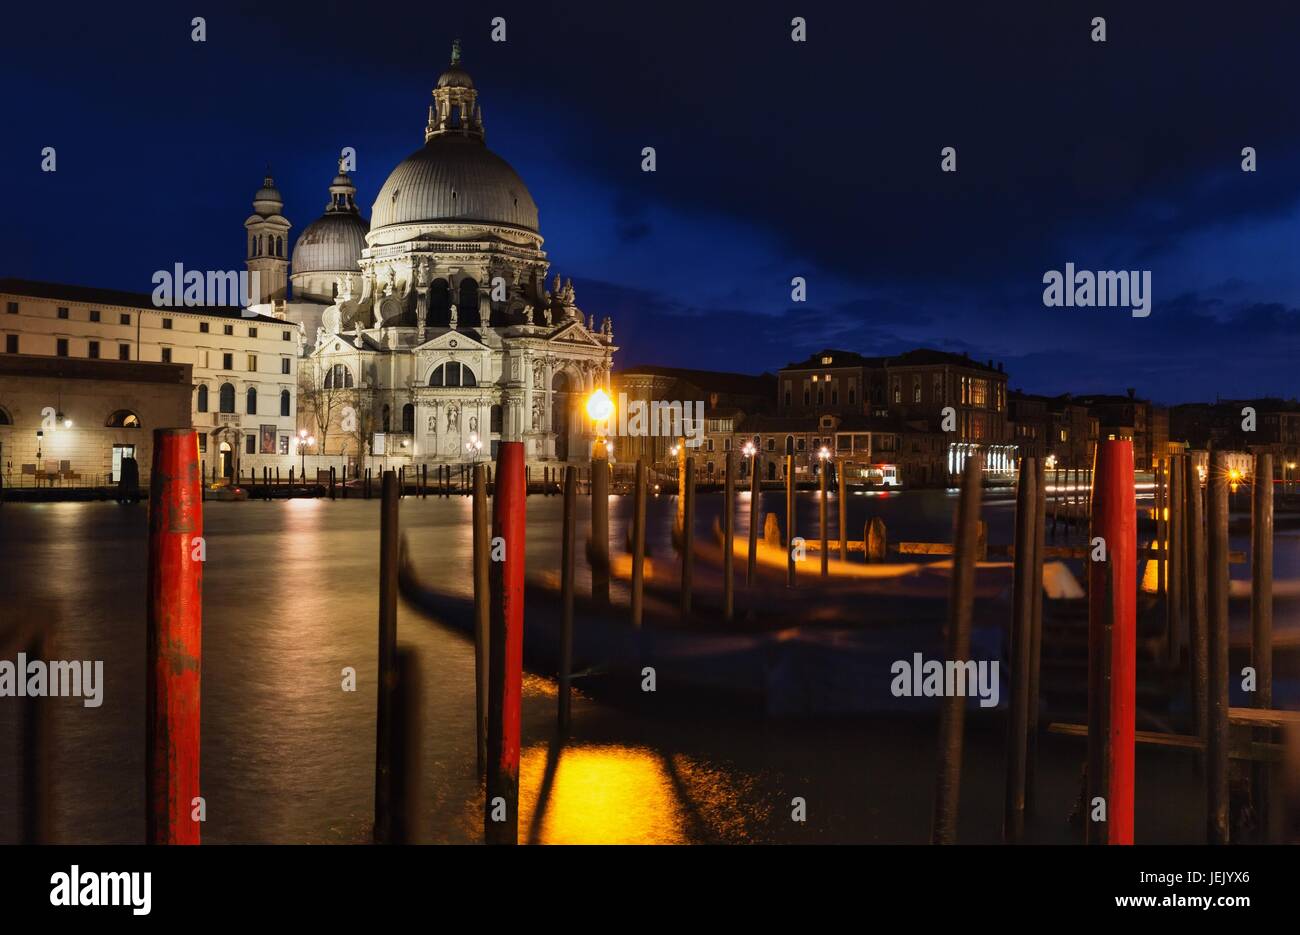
[
  {"x1": 1086, "y1": 438, "x2": 1136, "y2": 844},
  {"x1": 146, "y1": 428, "x2": 203, "y2": 845},
  {"x1": 486, "y1": 441, "x2": 525, "y2": 844}
]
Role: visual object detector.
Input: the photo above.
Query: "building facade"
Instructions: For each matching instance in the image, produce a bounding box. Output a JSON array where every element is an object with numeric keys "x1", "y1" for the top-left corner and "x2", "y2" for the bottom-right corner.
[
  {"x1": 273, "y1": 46, "x2": 615, "y2": 468},
  {"x1": 0, "y1": 279, "x2": 301, "y2": 478}
]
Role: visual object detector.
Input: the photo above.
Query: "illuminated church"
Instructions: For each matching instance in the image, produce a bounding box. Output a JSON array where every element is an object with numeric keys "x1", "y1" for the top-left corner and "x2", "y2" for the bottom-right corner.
[{"x1": 244, "y1": 43, "x2": 616, "y2": 464}]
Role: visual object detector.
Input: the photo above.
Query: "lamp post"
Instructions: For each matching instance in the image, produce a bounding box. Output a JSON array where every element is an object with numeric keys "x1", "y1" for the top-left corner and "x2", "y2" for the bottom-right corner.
[
  {"x1": 465, "y1": 431, "x2": 483, "y2": 464},
  {"x1": 297, "y1": 428, "x2": 316, "y2": 477}
]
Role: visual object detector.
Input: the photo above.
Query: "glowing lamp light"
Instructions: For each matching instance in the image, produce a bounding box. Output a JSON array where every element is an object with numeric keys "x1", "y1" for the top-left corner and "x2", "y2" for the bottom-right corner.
[
  {"x1": 586, "y1": 388, "x2": 614, "y2": 423},
  {"x1": 742, "y1": 441, "x2": 756, "y2": 458},
  {"x1": 818, "y1": 446, "x2": 830, "y2": 461}
]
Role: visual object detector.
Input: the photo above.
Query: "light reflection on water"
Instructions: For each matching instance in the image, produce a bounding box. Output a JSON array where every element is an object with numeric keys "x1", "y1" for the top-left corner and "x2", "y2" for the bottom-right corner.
[{"x1": 0, "y1": 492, "x2": 1292, "y2": 844}]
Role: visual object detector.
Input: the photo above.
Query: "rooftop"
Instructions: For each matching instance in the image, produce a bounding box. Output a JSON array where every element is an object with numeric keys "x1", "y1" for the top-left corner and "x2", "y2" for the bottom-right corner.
[
  {"x1": 0, "y1": 353, "x2": 193, "y2": 385},
  {"x1": 0, "y1": 278, "x2": 287, "y2": 324}
]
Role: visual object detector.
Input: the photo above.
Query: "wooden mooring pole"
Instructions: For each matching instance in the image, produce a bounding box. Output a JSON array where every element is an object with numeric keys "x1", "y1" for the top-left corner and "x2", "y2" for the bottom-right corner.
[
  {"x1": 472, "y1": 465, "x2": 490, "y2": 776},
  {"x1": 785, "y1": 454, "x2": 796, "y2": 588},
  {"x1": 931, "y1": 452, "x2": 983, "y2": 845},
  {"x1": 373, "y1": 470, "x2": 398, "y2": 843},
  {"x1": 591, "y1": 447, "x2": 610, "y2": 605},
  {"x1": 631, "y1": 458, "x2": 647, "y2": 629},
  {"x1": 1186, "y1": 453, "x2": 1209, "y2": 751},
  {"x1": 747, "y1": 454, "x2": 761, "y2": 586},
  {"x1": 1207, "y1": 451, "x2": 1230, "y2": 844},
  {"x1": 146, "y1": 428, "x2": 203, "y2": 846},
  {"x1": 1251, "y1": 452, "x2": 1274, "y2": 837},
  {"x1": 486, "y1": 442, "x2": 525, "y2": 844},
  {"x1": 723, "y1": 451, "x2": 735, "y2": 622},
  {"x1": 1004, "y1": 458, "x2": 1037, "y2": 843},
  {"x1": 558, "y1": 465, "x2": 576, "y2": 732}
]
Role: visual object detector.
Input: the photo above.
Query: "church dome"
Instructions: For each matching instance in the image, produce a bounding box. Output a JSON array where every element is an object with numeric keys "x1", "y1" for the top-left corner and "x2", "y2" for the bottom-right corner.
[
  {"x1": 370, "y1": 134, "x2": 539, "y2": 233},
  {"x1": 292, "y1": 212, "x2": 369, "y2": 274},
  {"x1": 437, "y1": 64, "x2": 474, "y2": 89}
]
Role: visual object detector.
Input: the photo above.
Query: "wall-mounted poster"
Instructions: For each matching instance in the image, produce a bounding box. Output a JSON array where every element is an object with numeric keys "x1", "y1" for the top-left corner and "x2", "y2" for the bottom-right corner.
[{"x1": 260, "y1": 424, "x2": 277, "y2": 454}]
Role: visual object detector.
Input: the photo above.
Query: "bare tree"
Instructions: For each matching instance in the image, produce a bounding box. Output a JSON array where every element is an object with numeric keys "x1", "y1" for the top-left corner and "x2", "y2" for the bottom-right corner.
[{"x1": 298, "y1": 359, "x2": 348, "y2": 454}]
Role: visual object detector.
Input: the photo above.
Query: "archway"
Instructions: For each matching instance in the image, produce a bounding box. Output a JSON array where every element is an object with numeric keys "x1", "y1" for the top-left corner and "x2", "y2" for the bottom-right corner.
[{"x1": 219, "y1": 441, "x2": 233, "y2": 480}]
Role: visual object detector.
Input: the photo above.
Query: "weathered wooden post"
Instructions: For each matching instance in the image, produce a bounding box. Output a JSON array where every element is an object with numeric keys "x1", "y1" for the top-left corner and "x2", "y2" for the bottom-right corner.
[
  {"x1": 1156, "y1": 458, "x2": 1166, "y2": 599},
  {"x1": 1186, "y1": 453, "x2": 1209, "y2": 748},
  {"x1": 373, "y1": 470, "x2": 399, "y2": 843},
  {"x1": 1086, "y1": 439, "x2": 1137, "y2": 845},
  {"x1": 747, "y1": 453, "x2": 761, "y2": 585},
  {"x1": 1004, "y1": 458, "x2": 1037, "y2": 843},
  {"x1": 819, "y1": 458, "x2": 828, "y2": 577},
  {"x1": 558, "y1": 465, "x2": 576, "y2": 731},
  {"x1": 866, "y1": 517, "x2": 887, "y2": 562},
  {"x1": 631, "y1": 458, "x2": 647, "y2": 629},
  {"x1": 1026, "y1": 457, "x2": 1046, "y2": 814},
  {"x1": 785, "y1": 453, "x2": 796, "y2": 588},
  {"x1": 1207, "y1": 451, "x2": 1230, "y2": 845},
  {"x1": 472, "y1": 464, "x2": 490, "y2": 776},
  {"x1": 486, "y1": 442, "x2": 525, "y2": 845},
  {"x1": 1167, "y1": 454, "x2": 1184, "y2": 665},
  {"x1": 591, "y1": 445, "x2": 610, "y2": 605},
  {"x1": 681, "y1": 456, "x2": 695, "y2": 619},
  {"x1": 723, "y1": 451, "x2": 735, "y2": 622},
  {"x1": 931, "y1": 453, "x2": 983, "y2": 845},
  {"x1": 838, "y1": 458, "x2": 848, "y2": 561},
  {"x1": 147, "y1": 428, "x2": 204, "y2": 846},
  {"x1": 388, "y1": 647, "x2": 422, "y2": 845},
  {"x1": 1252, "y1": 452, "x2": 1274, "y2": 834}
]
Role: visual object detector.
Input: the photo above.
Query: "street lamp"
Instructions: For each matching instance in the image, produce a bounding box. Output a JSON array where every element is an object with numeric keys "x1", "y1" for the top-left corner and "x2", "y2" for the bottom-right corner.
[
  {"x1": 585, "y1": 388, "x2": 614, "y2": 460},
  {"x1": 465, "y1": 430, "x2": 483, "y2": 463},
  {"x1": 297, "y1": 428, "x2": 315, "y2": 476}
]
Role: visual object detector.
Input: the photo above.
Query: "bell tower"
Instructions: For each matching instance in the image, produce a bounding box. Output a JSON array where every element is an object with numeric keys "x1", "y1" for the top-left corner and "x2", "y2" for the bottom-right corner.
[
  {"x1": 425, "y1": 40, "x2": 486, "y2": 143},
  {"x1": 244, "y1": 169, "x2": 291, "y2": 304}
]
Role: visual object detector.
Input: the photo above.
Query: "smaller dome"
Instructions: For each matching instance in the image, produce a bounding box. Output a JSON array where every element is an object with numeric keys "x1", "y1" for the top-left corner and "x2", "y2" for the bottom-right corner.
[
  {"x1": 291, "y1": 213, "x2": 369, "y2": 275},
  {"x1": 252, "y1": 173, "x2": 283, "y2": 215},
  {"x1": 437, "y1": 65, "x2": 474, "y2": 89}
]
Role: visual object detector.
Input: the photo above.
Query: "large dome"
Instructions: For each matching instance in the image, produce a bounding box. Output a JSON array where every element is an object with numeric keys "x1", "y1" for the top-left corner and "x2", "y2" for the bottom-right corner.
[
  {"x1": 292, "y1": 212, "x2": 369, "y2": 274},
  {"x1": 370, "y1": 135, "x2": 539, "y2": 233}
]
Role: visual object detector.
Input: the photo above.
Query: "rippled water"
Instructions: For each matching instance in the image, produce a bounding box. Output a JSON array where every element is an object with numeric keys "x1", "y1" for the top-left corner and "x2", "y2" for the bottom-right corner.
[{"x1": 0, "y1": 487, "x2": 1290, "y2": 844}]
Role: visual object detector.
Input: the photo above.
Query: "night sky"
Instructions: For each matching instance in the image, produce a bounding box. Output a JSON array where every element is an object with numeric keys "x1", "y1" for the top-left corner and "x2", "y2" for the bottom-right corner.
[{"x1": 3, "y1": 1, "x2": 1298, "y2": 404}]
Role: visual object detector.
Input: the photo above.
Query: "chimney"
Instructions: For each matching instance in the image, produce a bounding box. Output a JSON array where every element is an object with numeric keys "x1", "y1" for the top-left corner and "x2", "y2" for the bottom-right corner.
[
  {"x1": 997, "y1": 361, "x2": 1003, "y2": 373},
  {"x1": 1126, "y1": 387, "x2": 1136, "y2": 399}
]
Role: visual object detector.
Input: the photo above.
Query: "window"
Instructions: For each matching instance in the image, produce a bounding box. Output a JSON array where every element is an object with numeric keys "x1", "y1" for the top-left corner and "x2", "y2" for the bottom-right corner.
[
  {"x1": 831, "y1": 387, "x2": 838, "y2": 406},
  {"x1": 119, "y1": 344, "x2": 130, "y2": 360},
  {"x1": 56, "y1": 338, "x2": 68, "y2": 357},
  {"x1": 247, "y1": 354, "x2": 257, "y2": 372},
  {"x1": 892, "y1": 377, "x2": 901, "y2": 403},
  {"x1": 162, "y1": 318, "x2": 173, "y2": 330},
  {"x1": 197, "y1": 435, "x2": 206, "y2": 454},
  {"x1": 161, "y1": 348, "x2": 172, "y2": 363},
  {"x1": 323, "y1": 363, "x2": 353, "y2": 388},
  {"x1": 200, "y1": 322, "x2": 209, "y2": 333},
  {"x1": 57, "y1": 307, "x2": 69, "y2": 319},
  {"x1": 222, "y1": 352, "x2": 233, "y2": 370},
  {"x1": 428, "y1": 361, "x2": 476, "y2": 387},
  {"x1": 5, "y1": 302, "x2": 16, "y2": 314},
  {"x1": 724, "y1": 437, "x2": 732, "y2": 450},
  {"x1": 280, "y1": 389, "x2": 290, "y2": 417},
  {"x1": 933, "y1": 373, "x2": 944, "y2": 403},
  {"x1": 89, "y1": 309, "x2": 100, "y2": 322},
  {"x1": 796, "y1": 437, "x2": 806, "y2": 451},
  {"x1": 106, "y1": 410, "x2": 141, "y2": 428},
  {"x1": 401, "y1": 403, "x2": 415, "y2": 433},
  {"x1": 913, "y1": 377, "x2": 922, "y2": 403},
  {"x1": 88, "y1": 341, "x2": 100, "y2": 359},
  {"x1": 490, "y1": 404, "x2": 503, "y2": 434},
  {"x1": 282, "y1": 330, "x2": 291, "y2": 341},
  {"x1": 246, "y1": 434, "x2": 256, "y2": 455},
  {"x1": 5, "y1": 335, "x2": 16, "y2": 353},
  {"x1": 223, "y1": 325, "x2": 233, "y2": 335},
  {"x1": 281, "y1": 358, "x2": 290, "y2": 375},
  {"x1": 219, "y1": 383, "x2": 235, "y2": 413},
  {"x1": 197, "y1": 385, "x2": 209, "y2": 412},
  {"x1": 120, "y1": 313, "x2": 131, "y2": 325},
  {"x1": 766, "y1": 437, "x2": 775, "y2": 451},
  {"x1": 707, "y1": 438, "x2": 715, "y2": 452},
  {"x1": 249, "y1": 327, "x2": 258, "y2": 338},
  {"x1": 848, "y1": 385, "x2": 856, "y2": 405},
  {"x1": 803, "y1": 388, "x2": 810, "y2": 406},
  {"x1": 246, "y1": 387, "x2": 257, "y2": 414}
]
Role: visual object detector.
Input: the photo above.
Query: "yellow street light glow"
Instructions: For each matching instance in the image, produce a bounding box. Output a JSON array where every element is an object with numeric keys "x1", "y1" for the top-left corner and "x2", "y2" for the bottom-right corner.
[{"x1": 586, "y1": 388, "x2": 614, "y2": 423}]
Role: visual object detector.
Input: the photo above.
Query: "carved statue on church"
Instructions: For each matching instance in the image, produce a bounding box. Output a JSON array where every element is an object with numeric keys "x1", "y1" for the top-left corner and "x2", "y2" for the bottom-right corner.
[
  {"x1": 469, "y1": 415, "x2": 478, "y2": 434},
  {"x1": 542, "y1": 305, "x2": 552, "y2": 326},
  {"x1": 447, "y1": 403, "x2": 460, "y2": 433},
  {"x1": 531, "y1": 395, "x2": 544, "y2": 431},
  {"x1": 385, "y1": 267, "x2": 396, "y2": 296},
  {"x1": 449, "y1": 303, "x2": 458, "y2": 330},
  {"x1": 415, "y1": 258, "x2": 430, "y2": 288}
]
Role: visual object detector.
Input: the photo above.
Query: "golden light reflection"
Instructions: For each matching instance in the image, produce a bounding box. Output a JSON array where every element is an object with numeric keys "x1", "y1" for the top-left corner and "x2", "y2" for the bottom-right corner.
[{"x1": 518, "y1": 743, "x2": 687, "y2": 844}]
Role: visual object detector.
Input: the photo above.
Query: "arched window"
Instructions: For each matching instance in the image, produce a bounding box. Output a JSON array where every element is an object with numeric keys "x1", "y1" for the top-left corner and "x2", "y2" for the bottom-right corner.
[
  {"x1": 249, "y1": 235, "x2": 256, "y2": 257},
  {"x1": 428, "y1": 361, "x2": 476, "y2": 387},
  {"x1": 458, "y1": 277, "x2": 479, "y2": 317},
  {"x1": 246, "y1": 387, "x2": 257, "y2": 414},
  {"x1": 276, "y1": 236, "x2": 283, "y2": 257},
  {"x1": 382, "y1": 404, "x2": 391, "y2": 433},
  {"x1": 401, "y1": 403, "x2": 414, "y2": 433},
  {"x1": 197, "y1": 384, "x2": 209, "y2": 412},
  {"x1": 785, "y1": 435, "x2": 795, "y2": 455},
  {"x1": 490, "y1": 404, "x2": 503, "y2": 434},
  {"x1": 0, "y1": 407, "x2": 12, "y2": 425},
  {"x1": 323, "y1": 363, "x2": 354, "y2": 389},
  {"x1": 106, "y1": 409, "x2": 141, "y2": 428},
  {"x1": 280, "y1": 389, "x2": 290, "y2": 417},
  {"x1": 219, "y1": 383, "x2": 235, "y2": 413},
  {"x1": 430, "y1": 278, "x2": 450, "y2": 321}
]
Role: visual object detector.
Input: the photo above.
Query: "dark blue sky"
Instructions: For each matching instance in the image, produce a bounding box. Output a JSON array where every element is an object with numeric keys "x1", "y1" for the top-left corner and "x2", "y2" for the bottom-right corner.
[{"x1": 3, "y1": 1, "x2": 1297, "y2": 403}]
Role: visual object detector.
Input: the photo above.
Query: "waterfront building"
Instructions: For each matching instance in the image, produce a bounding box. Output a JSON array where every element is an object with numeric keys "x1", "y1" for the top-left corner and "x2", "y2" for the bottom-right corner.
[
  {"x1": 1075, "y1": 390, "x2": 1166, "y2": 472},
  {"x1": 260, "y1": 44, "x2": 615, "y2": 468},
  {"x1": 0, "y1": 354, "x2": 192, "y2": 486},
  {"x1": 0, "y1": 279, "x2": 301, "y2": 478}
]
